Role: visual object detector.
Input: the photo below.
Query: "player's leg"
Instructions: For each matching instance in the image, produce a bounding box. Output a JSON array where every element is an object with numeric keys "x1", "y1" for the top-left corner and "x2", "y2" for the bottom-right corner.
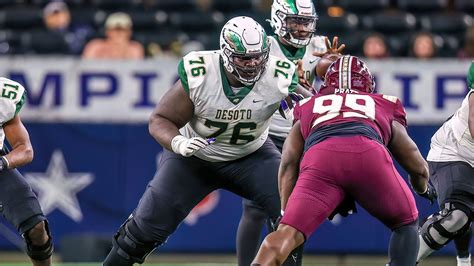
[
  {"x1": 220, "y1": 139, "x2": 283, "y2": 220},
  {"x1": 251, "y1": 224, "x2": 305, "y2": 266},
  {"x1": 454, "y1": 226, "x2": 472, "y2": 266},
  {"x1": 217, "y1": 139, "x2": 282, "y2": 266},
  {"x1": 387, "y1": 221, "x2": 419, "y2": 266},
  {"x1": 418, "y1": 202, "x2": 472, "y2": 262},
  {"x1": 0, "y1": 169, "x2": 53, "y2": 266},
  {"x1": 24, "y1": 220, "x2": 53, "y2": 266},
  {"x1": 236, "y1": 199, "x2": 267, "y2": 266},
  {"x1": 417, "y1": 161, "x2": 473, "y2": 263},
  {"x1": 346, "y1": 138, "x2": 419, "y2": 266},
  {"x1": 103, "y1": 150, "x2": 217, "y2": 266},
  {"x1": 269, "y1": 135, "x2": 285, "y2": 152},
  {"x1": 236, "y1": 135, "x2": 288, "y2": 266},
  {"x1": 268, "y1": 134, "x2": 305, "y2": 266},
  {"x1": 249, "y1": 142, "x2": 344, "y2": 265}
]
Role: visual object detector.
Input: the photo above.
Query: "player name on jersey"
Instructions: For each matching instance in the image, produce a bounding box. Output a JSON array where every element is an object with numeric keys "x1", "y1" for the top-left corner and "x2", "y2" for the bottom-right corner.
[{"x1": 215, "y1": 109, "x2": 252, "y2": 120}]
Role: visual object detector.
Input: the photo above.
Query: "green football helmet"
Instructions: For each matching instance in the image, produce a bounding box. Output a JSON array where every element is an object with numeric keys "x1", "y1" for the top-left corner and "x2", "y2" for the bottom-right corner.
[
  {"x1": 270, "y1": 0, "x2": 318, "y2": 48},
  {"x1": 220, "y1": 16, "x2": 270, "y2": 86}
]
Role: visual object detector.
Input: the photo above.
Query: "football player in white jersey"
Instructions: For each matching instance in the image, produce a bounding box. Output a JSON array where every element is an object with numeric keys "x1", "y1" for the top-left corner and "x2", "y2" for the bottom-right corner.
[
  {"x1": 0, "y1": 78, "x2": 53, "y2": 266},
  {"x1": 417, "y1": 62, "x2": 474, "y2": 266},
  {"x1": 268, "y1": 0, "x2": 326, "y2": 148},
  {"x1": 103, "y1": 16, "x2": 301, "y2": 266},
  {"x1": 236, "y1": 1, "x2": 344, "y2": 265}
]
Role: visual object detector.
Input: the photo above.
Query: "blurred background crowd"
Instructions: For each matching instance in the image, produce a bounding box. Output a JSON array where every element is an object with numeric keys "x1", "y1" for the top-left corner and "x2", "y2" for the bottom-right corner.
[{"x1": 0, "y1": 0, "x2": 473, "y2": 59}]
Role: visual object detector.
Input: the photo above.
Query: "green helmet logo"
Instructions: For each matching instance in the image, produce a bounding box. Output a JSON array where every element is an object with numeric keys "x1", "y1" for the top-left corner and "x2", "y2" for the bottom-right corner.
[{"x1": 224, "y1": 31, "x2": 247, "y2": 54}]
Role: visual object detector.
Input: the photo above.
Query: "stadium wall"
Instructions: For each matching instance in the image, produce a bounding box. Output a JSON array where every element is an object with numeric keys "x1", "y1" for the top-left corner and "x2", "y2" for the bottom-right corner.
[{"x1": 0, "y1": 57, "x2": 471, "y2": 254}]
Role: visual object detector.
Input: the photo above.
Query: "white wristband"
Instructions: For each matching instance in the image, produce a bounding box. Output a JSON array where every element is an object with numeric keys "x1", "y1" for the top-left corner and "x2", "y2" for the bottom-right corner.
[{"x1": 171, "y1": 135, "x2": 187, "y2": 154}]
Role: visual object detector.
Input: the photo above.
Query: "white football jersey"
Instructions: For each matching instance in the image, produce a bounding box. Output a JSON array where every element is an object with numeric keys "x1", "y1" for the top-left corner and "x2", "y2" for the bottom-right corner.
[
  {"x1": 0, "y1": 78, "x2": 26, "y2": 150},
  {"x1": 268, "y1": 35, "x2": 327, "y2": 138},
  {"x1": 427, "y1": 90, "x2": 474, "y2": 167},
  {"x1": 178, "y1": 50, "x2": 297, "y2": 162}
]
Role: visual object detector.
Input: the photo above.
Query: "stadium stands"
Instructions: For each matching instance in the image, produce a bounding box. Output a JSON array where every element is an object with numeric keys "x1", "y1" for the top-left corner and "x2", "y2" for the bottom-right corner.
[{"x1": 0, "y1": 0, "x2": 471, "y2": 57}]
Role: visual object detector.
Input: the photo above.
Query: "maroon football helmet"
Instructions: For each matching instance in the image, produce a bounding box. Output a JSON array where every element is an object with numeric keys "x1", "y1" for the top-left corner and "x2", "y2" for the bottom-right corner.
[{"x1": 319, "y1": 55, "x2": 375, "y2": 94}]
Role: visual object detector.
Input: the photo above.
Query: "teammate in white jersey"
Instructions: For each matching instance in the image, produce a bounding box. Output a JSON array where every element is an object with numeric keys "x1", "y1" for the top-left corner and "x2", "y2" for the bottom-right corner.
[
  {"x1": 0, "y1": 78, "x2": 53, "y2": 266},
  {"x1": 417, "y1": 62, "x2": 474, "y2": 266},
  {"x1": 103, "y1": 16, "x2": 299, "y2": 266},
  {"x1": 236, "y1": 1, "x2": 344, "y2": 265}
]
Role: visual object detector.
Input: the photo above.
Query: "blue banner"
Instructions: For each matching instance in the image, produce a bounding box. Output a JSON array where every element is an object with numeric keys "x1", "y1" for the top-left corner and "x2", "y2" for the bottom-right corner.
[{"x1": 0, "y1": 57, "x2": 471, "y2": 124}]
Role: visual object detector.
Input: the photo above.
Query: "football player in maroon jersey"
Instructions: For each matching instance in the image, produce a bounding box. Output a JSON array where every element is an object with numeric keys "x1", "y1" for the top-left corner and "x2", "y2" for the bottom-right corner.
[{"x1": 252, "y1": 55, "x2": 436, "y2": 266}]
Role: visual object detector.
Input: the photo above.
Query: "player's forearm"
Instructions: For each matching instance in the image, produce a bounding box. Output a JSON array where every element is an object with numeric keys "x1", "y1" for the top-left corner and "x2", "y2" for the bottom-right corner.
[
  {"x1": 278, "y1": 163, "x2": 299, "y2": 210},
  {"x1": 148, "y1": 115, "x2": 180, "y2": 151},
  {"x1": 5, "y1": 143, "x2": 33, "y2": 169},
  {"x1": 401, "y1": 151, "x2": 429, "y2": 183},
  {"x1": 398, "y1": 153, "x2": 429, "y2": 193},
  {"x1": 409, "y1": 163, "x2": 429, "y2": 194},
  {"x1": 391, "y1": 144, "x2": 429, "y2": 193}
]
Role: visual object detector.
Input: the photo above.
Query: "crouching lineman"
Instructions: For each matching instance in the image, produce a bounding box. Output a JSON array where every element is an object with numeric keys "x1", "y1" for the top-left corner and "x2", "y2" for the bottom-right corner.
[
  {"x1": 103, "y1": 16, "x2": 303, "y2": 266},
  {"x1": 0, "y1": 77, "x2": 53, "y2": 266},
  {"x1": 417, "y1": 62, "x2": 474, "y2": 266},
  {"x1": 252, "y1": 55, "x2": 436, "y2": 266}
]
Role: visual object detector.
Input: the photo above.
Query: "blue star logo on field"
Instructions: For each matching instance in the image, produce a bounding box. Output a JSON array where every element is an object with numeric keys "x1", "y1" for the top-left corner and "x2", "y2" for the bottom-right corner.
[{"x1": 25, "y1": 150, "x2": 94, "y2": 222}]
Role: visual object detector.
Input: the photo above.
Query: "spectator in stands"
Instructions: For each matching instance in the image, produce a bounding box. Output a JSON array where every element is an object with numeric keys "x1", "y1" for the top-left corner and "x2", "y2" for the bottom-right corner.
[
  {"x1": 43, "y1": 1, "x2": 93, "y2": 55},
  {"x1": 82, "y1": 12, "x2": 144, "y2": 59},
  {"x1": 194, "y1": 0, "x2": 213, "y2": 12},
  {"x1": 362, "y1": 32, "x2": 390, "y2": 59},
  {"x1": 458, "y1": 25, "x2": 474, "y2": 59},
  {"x1": 253, "y1": 0, "x2": 272, "y2": 12},
  {"x1": 409, "y1": 32, "x2": 437, "y2": 59}
]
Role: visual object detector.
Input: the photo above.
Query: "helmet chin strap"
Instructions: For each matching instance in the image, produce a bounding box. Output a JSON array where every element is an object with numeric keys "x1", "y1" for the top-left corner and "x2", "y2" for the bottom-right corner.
[
  {"x1": 234, "y1": 70, "x2": 259, "y2": 86},
  {"x1": 223, "y1": 67, "x2": 254, "y2": 87},
  {"x1": 286, "y1": 31, "x2": 312, "y2": 48}
]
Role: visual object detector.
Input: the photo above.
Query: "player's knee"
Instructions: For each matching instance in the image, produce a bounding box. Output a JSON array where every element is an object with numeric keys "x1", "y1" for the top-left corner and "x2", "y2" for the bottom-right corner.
[
  {"x1": 26, "y1": 221, "x2": 48, "y2": 245},
  {"x1": 24, "y1": 220, "x2": 53, "y2": 261},
  {"x1": 420, "y1": 202, "x2": 472, "y2": 250},
  {"x1": 104, "y1": 219, "x2": 162, "y2": 265}
]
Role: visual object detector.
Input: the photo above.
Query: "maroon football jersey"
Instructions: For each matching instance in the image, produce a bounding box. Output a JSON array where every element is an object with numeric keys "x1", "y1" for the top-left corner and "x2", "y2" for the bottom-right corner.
[{"x1": 294, "y1": 91, "x2": 407, "y2": 146}]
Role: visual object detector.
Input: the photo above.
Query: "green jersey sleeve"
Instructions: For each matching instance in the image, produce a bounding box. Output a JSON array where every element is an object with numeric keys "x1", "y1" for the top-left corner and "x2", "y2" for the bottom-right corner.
[
  {"x1": 15, "y1": 89, "x2": 26, "y2": 115},
  {"x1": 178, "y1": 59, "x2": 190, "y2": 94},
  {"x1": 468, "y1": 61, "x2": 474, "y2": 90},
  {"x1": 288, "y1": 70, "x2": 298, "y2": 93}
]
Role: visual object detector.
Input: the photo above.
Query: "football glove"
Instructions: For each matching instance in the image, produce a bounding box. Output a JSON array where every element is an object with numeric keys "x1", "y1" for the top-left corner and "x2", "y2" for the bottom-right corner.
[
  {"x1": 278, "y1": 93, "x2": 305, "y2": 122},
  {"x1": 328, "y1": 196, "x2": 357, "y2": 220},
  {"x1": 418, "y1": 183, "x2": 438, "y2": 205},
  {"x1": 279, "y1": 98, "x2": 294, "y2": 122},
  {"x1": 171, "y1": 135, "x2": 210, "y2": 157},
  {"x1": 288, "y1": 92, "x2": 305, "y2": 102}
]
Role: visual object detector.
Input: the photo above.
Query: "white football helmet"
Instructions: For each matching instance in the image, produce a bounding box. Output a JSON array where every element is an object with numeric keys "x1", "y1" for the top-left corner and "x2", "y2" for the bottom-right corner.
[
  {"x1": 270, "y1": 0, "x2": 318, "y2": 48},
  {"x1": 220, "y1": 16, "x2": 270, "y2": 86}
]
